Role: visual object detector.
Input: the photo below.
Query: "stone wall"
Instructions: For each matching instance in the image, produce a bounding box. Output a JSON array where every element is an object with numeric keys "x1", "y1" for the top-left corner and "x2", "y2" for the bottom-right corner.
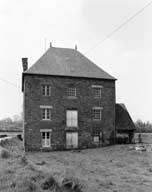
[{"x1": 23, "y1": 74, "x2": 115, "y2": 151}]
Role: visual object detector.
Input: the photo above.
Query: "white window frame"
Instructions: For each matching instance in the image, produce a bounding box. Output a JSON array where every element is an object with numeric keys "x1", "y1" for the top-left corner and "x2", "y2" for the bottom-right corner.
[
  {"x1": 92, "y1": 85, "x2": 103, "y2": 99},
  {"x1": 67, "y1": 87, "x2": 76, "y2": 97},
  {"x1": 40, "y1": 106, "x2": 52, "y2": 120},
  {"x1": 66, "y1": 110, "x2": 78, "y2": 127},
  {"x1": 93, "y1": 107, "x2": 103, "y2": 121},
  {"x1": 40, "y1": 129, "x2": 52, "y2": 148},
  {"x1": 42, "y1": 84, "x2": 51, "y2": 96}
]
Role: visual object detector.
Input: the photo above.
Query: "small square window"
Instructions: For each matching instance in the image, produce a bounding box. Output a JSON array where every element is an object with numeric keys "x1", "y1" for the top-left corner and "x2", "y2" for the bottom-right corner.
[
  {"x1": 42, "y1": 85, "x2": 51, "y2": 96},
  {"x1": 67, "y1": 87, "x2": 76, "y2": 97}
]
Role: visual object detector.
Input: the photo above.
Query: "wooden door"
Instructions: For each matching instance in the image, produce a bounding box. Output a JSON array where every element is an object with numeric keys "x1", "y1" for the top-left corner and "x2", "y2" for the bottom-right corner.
[{"x1": 66, "y1": 132, "x2": 78, "y2": 149}]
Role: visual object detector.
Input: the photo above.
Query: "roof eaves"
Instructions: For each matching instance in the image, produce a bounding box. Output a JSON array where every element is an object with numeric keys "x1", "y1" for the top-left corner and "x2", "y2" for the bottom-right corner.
[{"x1": 22, "y1": 72, "x2": 117, "y2": 81}]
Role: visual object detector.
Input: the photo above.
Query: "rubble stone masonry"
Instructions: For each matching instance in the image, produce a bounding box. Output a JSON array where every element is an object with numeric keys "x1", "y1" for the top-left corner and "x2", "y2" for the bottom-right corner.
[{"x1": 23, "y1": 74, "x2": 115, "y2": 151}]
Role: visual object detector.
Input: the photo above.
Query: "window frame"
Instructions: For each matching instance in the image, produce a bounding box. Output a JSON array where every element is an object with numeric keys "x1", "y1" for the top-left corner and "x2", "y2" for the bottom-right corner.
[
  {"x1": 42, "y1": 84, "x2": 51, "y2": 96},
  {"x1": 40, "y1": 105, "x2": 52, "y2": 121},
  {"x1": 67, "y1": 87, "x2": 77, "y2": 98},
  {"x1": 92, "y1": 85, "x2": 103, "y2": 99},
  {"x1": 40, "y1": 129, "x2": 52, "y2": 148},
  {"x1": 92, "y1": 107, "x2": 103, "y2": 121}
]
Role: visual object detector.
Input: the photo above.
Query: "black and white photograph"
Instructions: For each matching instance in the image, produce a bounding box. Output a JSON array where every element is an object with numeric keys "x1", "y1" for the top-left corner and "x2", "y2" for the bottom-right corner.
[{"x1": 0, "y1": 0, "x2": 152, "y2": 191}]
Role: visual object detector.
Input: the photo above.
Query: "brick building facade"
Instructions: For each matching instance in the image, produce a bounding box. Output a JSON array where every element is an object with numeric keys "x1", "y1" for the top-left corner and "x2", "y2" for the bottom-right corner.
[{"x1": 22, "y1": 45, "x2": 116, "y2": 151}]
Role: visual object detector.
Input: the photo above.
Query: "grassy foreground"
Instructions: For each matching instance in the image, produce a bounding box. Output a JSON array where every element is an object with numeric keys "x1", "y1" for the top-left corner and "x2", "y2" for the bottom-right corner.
[{"x1": 0, "y1": 137, "x2": 152, "y2": 192}]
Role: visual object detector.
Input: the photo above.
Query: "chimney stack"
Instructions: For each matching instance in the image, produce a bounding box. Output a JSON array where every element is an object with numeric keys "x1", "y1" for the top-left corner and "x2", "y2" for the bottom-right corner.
[
  {"x1": 22, "y1": 58, "x2": 28, "y2": 72},
  {"x1": 75, "y1": 44, "x2": 77, "y2": 51},
  {"x1": 50, "y1": 42, "x2": 52, "y2": 48}
]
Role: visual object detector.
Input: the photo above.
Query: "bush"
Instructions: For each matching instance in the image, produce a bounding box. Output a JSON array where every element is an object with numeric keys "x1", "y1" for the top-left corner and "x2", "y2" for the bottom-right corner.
[
  {"x1": 62, "y1": 176, "x2": 83, "y2": 192},
  {"x1": 41, "y1": 175, "x2": 60, "y2": 191},
  {"x1": 0, "y1": 147, "x2": 10, "y2": 159}
]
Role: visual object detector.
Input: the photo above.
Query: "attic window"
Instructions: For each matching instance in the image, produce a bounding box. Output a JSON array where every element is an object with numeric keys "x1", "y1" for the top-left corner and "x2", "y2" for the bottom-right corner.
[{"x1": 42, "y1": 84, "x2": 51, "y2": 96}]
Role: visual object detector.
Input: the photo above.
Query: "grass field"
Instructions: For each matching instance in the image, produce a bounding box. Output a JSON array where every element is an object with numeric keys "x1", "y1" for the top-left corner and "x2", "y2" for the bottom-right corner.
[
  {"x1": 135, "y1": 133, "x2": 152, "y2": 144},
  {"x1": 0, "y1": 136, "x2": 152, "y2": 192}
]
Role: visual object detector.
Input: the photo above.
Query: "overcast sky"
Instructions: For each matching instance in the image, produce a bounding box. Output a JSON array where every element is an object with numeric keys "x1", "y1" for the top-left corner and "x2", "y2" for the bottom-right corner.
[{"x1": 0, "y1": 0, "x2": 152, "y2": 122}]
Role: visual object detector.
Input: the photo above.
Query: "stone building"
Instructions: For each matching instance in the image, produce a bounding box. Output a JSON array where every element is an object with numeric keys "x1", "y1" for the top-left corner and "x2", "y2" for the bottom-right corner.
[{"x1": 22, "y1": 45, "x2": 116, "y2": 151}]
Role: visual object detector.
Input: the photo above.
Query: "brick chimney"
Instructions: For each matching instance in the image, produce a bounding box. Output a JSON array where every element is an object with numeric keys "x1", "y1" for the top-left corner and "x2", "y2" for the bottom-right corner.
[{"x1": 22, "y1": 58, "x2": 28, "y2": 72}]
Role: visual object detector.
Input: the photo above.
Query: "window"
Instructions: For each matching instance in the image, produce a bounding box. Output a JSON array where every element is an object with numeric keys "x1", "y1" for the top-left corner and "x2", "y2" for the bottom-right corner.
[
  {"x1": 40, "y1": 106, "x2": 52, "y2": 120},
  {"x1": 42, "y1": 84, "x2": 51, "y2": 96},
  {"x1": 67, "y1": 87, "x2": 76, "y2": 97},
  {"x1": 93, "y1": 131, "x2": 102, "y2": 144},
  {"x1": 40, "y1": 129, "x2": 52, "y2": 147},
  {"x1": 66, "y1": 110, "x2": 78, "y2": 127},
  {"x1": 92, "y1": 85, "x2": 102, "y2": 98},
  {"x1": 93, "y1": 107, "x2": 102, "y2": 120}
]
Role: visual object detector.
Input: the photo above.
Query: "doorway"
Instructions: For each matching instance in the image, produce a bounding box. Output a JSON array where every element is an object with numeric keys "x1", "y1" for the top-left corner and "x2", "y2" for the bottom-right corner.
[{"x1": 66, "y1": 132, "x2": 78, "y2": 149}]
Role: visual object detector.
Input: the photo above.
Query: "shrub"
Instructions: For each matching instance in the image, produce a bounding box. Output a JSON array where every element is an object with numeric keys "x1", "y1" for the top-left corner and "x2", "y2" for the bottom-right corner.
[
  {"x1": 0, "y1": 147, "x2": 10, "y2": 159},
  {"x1": 41, "y1": 175, "x2": 60, "y2": 191},
  {"x1": 62, "y1": 176, "x2": 83, "y2": 192}
]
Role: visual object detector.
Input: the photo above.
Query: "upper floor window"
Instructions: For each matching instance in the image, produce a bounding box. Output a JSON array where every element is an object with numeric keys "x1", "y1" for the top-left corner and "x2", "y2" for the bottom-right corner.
[
  {"x1": 92, "y1": 85, "x2": 103, "y2": 98},
  {"x1": 40, "y1": 105, "x2": 52, "y2": 120},
  {"x1": 66, "y1": 110, "x2": 78, "y2": 127},
  {"x1": 67, "y1": 87, "x2": 76, "y2": 97},
  {"x1": 93, "y1": 107, "x2": 103, "y2": 121},
  {"x1": 42, "y1": 84, "x2": 51, "y2": 96}
]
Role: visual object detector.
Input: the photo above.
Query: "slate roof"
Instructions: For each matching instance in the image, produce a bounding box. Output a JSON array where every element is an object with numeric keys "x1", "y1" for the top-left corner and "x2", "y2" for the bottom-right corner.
[
  {"x1": 115, "y1": 103, "x2": 135, "y2": 131},
  {"x1": 24, "y1": 47, "x2": 116, "y2": 80}
]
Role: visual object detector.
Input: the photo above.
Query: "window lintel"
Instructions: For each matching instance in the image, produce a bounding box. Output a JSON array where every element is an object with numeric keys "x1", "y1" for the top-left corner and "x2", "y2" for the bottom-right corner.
[
  {"x1": 40, "y1": 129, "x2": 52, "y2": 132},
  {"x1": 91, "y1": 85, "x2": 103, "y2": 88},
  {"x1": 93, "y1": 107, "x2": 103, "y2": 110},
  {"x1": 40, "y1": 105, "x2": 53, "y2": 109}
]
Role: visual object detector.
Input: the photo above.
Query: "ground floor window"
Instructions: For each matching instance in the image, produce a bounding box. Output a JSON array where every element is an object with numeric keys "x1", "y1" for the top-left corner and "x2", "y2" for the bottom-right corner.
[
  {"x1": 40, "y1": 129, "x2": 52, "y2": 148},
  {"x1": 93, "y1": 131, "x2": 102, "y2": 144}
]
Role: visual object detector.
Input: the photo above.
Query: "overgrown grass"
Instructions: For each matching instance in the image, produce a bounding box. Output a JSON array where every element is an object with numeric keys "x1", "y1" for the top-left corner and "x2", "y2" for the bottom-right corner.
[{"x1": 1, "y1": 136, "x2": 152, "y2": 192}]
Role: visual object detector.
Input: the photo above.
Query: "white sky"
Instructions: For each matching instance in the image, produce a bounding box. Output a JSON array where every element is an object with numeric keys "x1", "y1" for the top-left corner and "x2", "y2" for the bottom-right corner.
[{"x1": 0, "y1": 0, "x2": 152, "y2": 122}]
